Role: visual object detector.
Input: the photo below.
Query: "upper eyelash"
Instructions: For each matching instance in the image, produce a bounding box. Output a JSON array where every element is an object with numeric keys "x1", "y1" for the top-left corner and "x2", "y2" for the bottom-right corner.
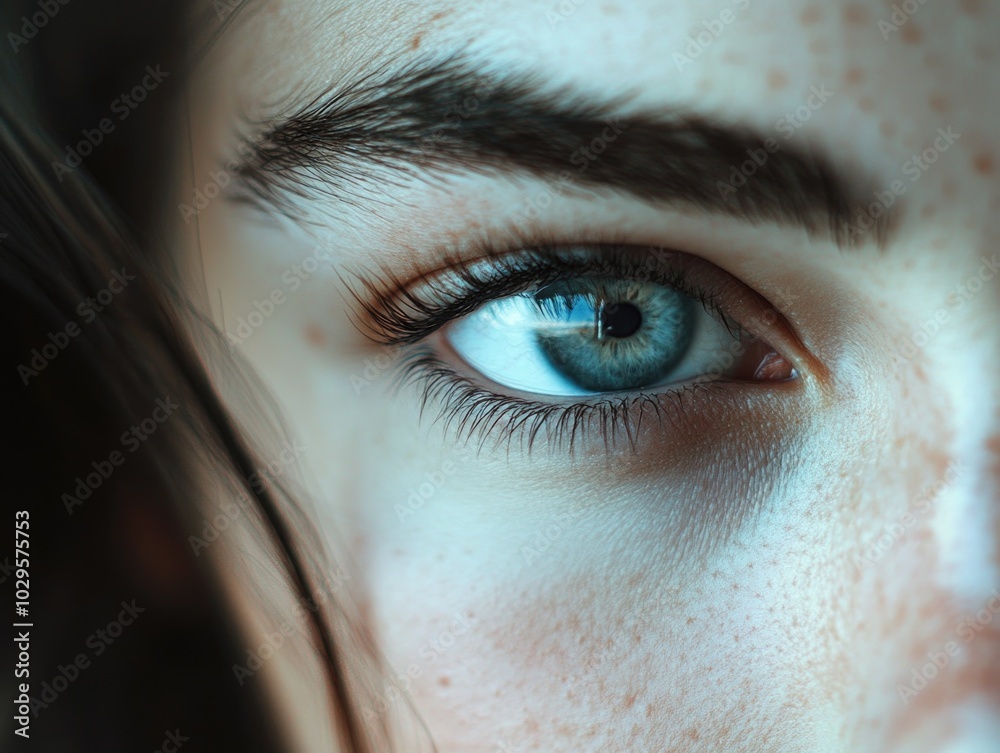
[{"x1": 345, "y1": 244, "x2": 744, "y2": 347}]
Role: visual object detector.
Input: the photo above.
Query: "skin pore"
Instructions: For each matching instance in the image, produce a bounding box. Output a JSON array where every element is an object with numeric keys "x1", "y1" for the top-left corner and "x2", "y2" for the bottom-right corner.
[{"x1": 184, "y1": 1, "x2": 1000, "y2": 751}]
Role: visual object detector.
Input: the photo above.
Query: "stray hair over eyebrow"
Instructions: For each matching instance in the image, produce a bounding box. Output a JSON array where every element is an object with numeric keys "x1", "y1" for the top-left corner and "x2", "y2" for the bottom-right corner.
[{"x1": 231, "y1": 55, "x2": 895, "y2": 249}]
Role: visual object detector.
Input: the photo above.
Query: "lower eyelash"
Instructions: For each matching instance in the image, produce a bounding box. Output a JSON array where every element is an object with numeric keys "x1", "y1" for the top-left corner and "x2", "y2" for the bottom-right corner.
[{"x1": 391, "y1": 346, "x2": 725, "y2": 455}]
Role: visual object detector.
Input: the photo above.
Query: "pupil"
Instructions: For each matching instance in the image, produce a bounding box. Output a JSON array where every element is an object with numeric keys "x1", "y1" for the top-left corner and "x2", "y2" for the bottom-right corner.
[{"x1": 600, "y1": 301, "x2": 642, "y2": 338}]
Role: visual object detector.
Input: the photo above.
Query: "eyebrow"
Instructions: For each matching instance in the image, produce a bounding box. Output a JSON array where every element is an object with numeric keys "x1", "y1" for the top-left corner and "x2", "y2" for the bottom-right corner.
[{"x1": 233, "y1": 56, "x2": 894, "y2": 249}]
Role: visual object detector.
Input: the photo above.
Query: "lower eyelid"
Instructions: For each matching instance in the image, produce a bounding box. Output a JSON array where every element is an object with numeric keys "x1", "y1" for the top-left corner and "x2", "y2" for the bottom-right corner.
[{"x1": 393, "y1": 343, "x2": 805, "y2": 454}]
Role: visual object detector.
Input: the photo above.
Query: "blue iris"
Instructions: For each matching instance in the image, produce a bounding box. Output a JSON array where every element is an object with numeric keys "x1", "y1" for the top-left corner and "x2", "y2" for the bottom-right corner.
[{"x1": 532, "y1": 277, "x2": 695, "y2": 392}]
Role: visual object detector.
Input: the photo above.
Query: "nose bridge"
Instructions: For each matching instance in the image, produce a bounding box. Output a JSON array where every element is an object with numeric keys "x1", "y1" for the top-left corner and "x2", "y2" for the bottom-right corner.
[
  {"x1": 988, "y1": 253, "x2": 1000, "y2": 592},
  {"x1": 953, "y1": 249, "x2": 1000, "y2": 594},
  {"x1": 887, "y1": 464, "x2": 1000, "y2": 750},
  {"x1": 906, "y1": 246, "x2": 1000, "y2": 748},
  {"x1": 931, "y1": 244, "x2": 1000, "y2": 580}
]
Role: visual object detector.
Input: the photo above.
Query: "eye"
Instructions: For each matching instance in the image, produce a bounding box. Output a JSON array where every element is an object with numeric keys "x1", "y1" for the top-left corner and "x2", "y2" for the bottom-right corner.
[
  {"x1": 446, "y1": 276, "x2": 748, "y2": 396},
  {"x1": 351, "y1": 243, "x2": 800, "y2": 449}
]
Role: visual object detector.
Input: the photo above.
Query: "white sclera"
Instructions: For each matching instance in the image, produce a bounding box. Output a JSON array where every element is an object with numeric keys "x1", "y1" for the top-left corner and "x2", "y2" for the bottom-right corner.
[{"x1": 445, "y1": 290, "x2": 742, "y2": 397}]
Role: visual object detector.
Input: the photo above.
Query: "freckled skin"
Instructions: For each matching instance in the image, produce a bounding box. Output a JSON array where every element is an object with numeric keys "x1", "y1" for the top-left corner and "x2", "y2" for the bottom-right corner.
[
  {"x1": 973, "y1": 154, "x2": 995, "y2": 176},
  {"x1": 303, "y1": 324, "x2": 326, "y2": 346},
  {"x1": 928, "y1": 93, "x2": 948, "y2": 113},
  {"x1": 767, "y1": 69, "x2": 788, "y2": 91},
  {"x1": 844, "y1": 67, "x2": 865, "y2": 85},
  {"x1": 961, "y1": 0, "x2": 985, "y2": 15},
  {"x1": 800, "y1": 7, "x2": 823, "y2": 26},
  {"x1": 900, "y1": 23, "x2": 923, "y2": 45},
  {"x1": 841, "y1": 4, "x2": 869, "y2": 26},
  {"x1": 188, "y1": 0, "x2": 1000, "y2": 751}
]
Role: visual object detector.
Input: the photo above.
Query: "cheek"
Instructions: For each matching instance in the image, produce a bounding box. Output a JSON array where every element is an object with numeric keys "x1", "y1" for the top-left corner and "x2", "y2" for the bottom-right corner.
[
  {"x1": 362, "y1": 418, "x2": 846, "y2": 750},
  {"x1": 372, "y1": 540, "x2": 832, "y2": 752}
]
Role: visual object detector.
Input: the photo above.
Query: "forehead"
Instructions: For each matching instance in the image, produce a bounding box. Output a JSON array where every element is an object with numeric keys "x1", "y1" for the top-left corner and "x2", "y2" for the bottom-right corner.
[
  {"x1": 235, "y1": 0, "x2": 996, "y2": 102},
  {"x1": 217, "y1": 0, "x2": 1000, "y2": 219}
]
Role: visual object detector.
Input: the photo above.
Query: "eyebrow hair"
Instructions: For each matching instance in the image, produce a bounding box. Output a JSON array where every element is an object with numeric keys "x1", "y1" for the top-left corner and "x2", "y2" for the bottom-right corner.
[{"x1": 232, "y1": 56, "x2": 894, "y2": 249}]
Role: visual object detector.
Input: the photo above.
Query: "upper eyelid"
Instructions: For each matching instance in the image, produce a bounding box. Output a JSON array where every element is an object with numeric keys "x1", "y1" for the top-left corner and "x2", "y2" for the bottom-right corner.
[
  {"x1": 347, "y1": 245, "x2": 648, "y2": 343},
  {"x1": 346, "y1": 247, "x2": 567, "y2": 346},
  {"x1": 347, "y1": 245, "x2": 760, "y2": 348}
]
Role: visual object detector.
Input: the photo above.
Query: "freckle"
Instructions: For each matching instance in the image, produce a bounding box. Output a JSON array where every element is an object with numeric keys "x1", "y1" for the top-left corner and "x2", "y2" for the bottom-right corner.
[
  {"x1": 900, "y1": 24, "x2": 922, "y2": 44},
  {"x1": 809, "y1": 38, "x2": 830, "y2": 54},
  {"x1": 410, "y1": 33, "x2": 422, "y2": 50},
  {"x1": 928, "y1": 93, "x2": 948, "y2": 113},
  {"x1": 858, "y1": 95, "x2": 875, "y2": 112},
  {"x1": 767, "y1": 69, "x2": 788, "y2": 90},
  {"x1": 438, "y1": 676, "x2": 451, "y2": 687},
  {"x1": 942, "y1": 180, "x2": 958, "y2": 198},
  {"x1": 879, "y1": 120, "x2": 897, "y2": 138},
  {"x1": 842, "y1": 4, "x2": 869, "y2": 26},
  {"x1": 987, "y1": 434, "x2": 1000, "y2": 459},
  {"x1": 800, "y1": 6, "x2": 822, "y2": 25},
  {"x1": 973, "y1": 153, "x2": 995, "y2": 175},
  {"x1": 722, "y1": 51, "x2": 745, "y2": 64},
  {"x1": 975, "y1": 44, "x2": 992, "y2": 62},
  {"x1": 921, "y1": 204, "x2": 936, "y2": 219},
  {"x1": 960, "y1": 0, "x2": 983, "y2": 14},
  {"x1": 932, "y1": 237, "x2": 947, "y2": 250},
  {"x1": 304, "y1": 324, "x2": 326, "y2": 346},
  {"x1": 844, "y1": 67, "x2": 865, "y2": 85}
]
